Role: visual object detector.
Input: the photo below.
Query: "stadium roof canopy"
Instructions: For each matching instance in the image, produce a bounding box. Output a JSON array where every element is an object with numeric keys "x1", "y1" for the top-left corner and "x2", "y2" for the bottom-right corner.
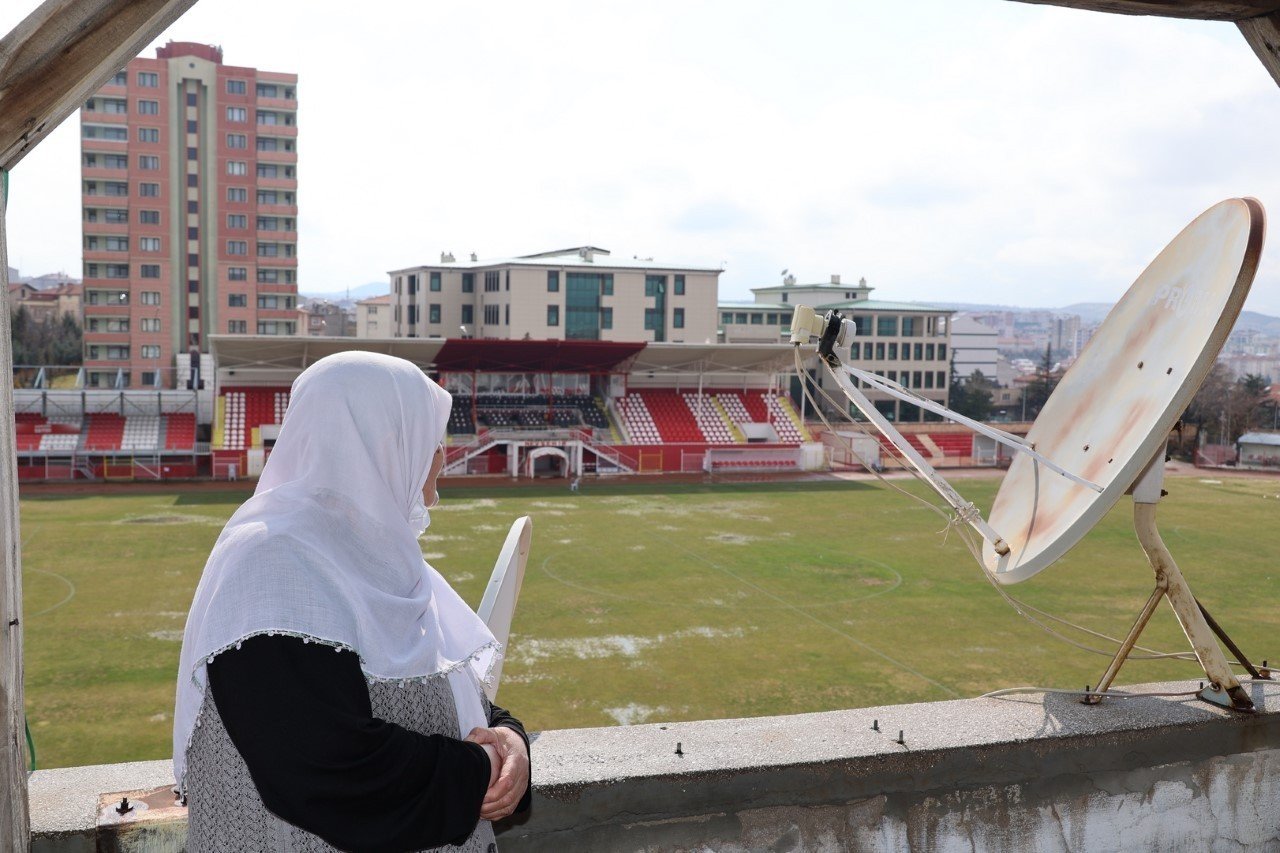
[{"x1": 209, "y1": 336, "x2": 798, "y2": 378}]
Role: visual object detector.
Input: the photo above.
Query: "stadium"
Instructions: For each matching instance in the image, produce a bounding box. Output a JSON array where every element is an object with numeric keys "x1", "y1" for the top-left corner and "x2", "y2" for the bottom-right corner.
[{"x1": 13, "y1": 334, "x2": 1008, "y2": 485}]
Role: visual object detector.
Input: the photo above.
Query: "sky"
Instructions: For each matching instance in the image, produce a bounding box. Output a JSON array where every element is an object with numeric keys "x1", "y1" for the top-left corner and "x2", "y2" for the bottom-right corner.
[{"x1": 5, "y1": 0, "x2": 1280, "y2": 313}]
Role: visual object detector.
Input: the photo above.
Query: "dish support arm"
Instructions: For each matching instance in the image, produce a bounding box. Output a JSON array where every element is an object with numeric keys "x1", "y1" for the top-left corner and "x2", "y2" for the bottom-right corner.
[{"x1": 1087, "y1": 448, "x2": 1254, "y2": 711}]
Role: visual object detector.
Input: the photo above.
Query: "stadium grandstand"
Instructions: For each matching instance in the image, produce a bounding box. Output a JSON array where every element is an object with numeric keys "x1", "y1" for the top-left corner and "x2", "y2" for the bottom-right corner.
[{"x1": 10, "y1": 336, "x2": 1002, "y2": 482}]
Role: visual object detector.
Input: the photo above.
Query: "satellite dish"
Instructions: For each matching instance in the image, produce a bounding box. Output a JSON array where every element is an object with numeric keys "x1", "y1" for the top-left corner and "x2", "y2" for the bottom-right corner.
[
  {"x1": 476, "y1": 515, "x2": 533, "y2": 700},
  {"x1": 984, "y1": 198, "x2": 1264, "y2": 583},
  {"x1": 790, "y1": 198, "x2": 1269, "y2": 712}
]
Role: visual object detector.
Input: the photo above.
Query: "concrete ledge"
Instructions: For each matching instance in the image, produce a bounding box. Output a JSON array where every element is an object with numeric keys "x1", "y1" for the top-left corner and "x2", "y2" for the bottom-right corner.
[{"x1": 29, "y1": 679, "x2": 1280, "y2": 851}]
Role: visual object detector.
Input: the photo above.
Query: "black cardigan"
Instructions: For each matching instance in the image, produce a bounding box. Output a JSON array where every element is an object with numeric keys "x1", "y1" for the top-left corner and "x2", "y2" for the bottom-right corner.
[{"x1": 208, "y1": 634, "x2": 531, "y2": 852}]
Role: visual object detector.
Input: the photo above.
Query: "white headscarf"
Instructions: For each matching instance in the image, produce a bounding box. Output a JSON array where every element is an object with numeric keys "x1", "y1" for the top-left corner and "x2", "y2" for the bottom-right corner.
[{"x1": 173, "y1": 351, "x2": 499, "y2": 788}]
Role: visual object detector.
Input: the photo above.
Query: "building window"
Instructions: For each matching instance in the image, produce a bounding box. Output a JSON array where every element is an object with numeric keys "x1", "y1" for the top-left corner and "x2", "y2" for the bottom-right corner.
[
  {"x1": 601, "y1": 307, "x2": 613, "y2": 330},
  {"x1": 674, "y1": 275, "x2": 685, "y2": 295},
  {"x1": 138, "y1": 99, "x2": 159, "y2": 115},
  {"x1": 227, "y1": 79, "x2": 247, "y2": 95},
  {"x1": 104, "y1": 236, "x2": 129, "y2": 251},
  {"x1": 227, "y1": 241, "x2": 247, "y2": 255},
  {"x1": 139, "y1": 182, "x2": 160, "y2": 197},
  {"x1": 187, "y1": 120, "x2": 197, "y2": 132},
  {"x1": 645, "y1": 275, "x2": 666, "y2": 296},
  {"x1": 601, "y1": 275, "x2": 614, "y2": 296},
  {"x1": 484, "y1": 271, "x2": 500, "y2": 292},
  {"x1": 227, "y1": 107, "x2": 247, "y2": 122},
  {"x1": 877, "y1": 315, "x2": 899, "y2": 337},
  {"x1": 734, "y1": 312, "x2": 747, "y2": 324},
  {"x1": 228, "y1": 267, "x2": 247, "y2": 281},
  {"x1": 256, "y1": 163, "x2": 279, "y2": 179},
  {"x1": 406, "y1": 305, "x2": 418, "y2": 325},
  {"x1": 901, "y1": 316, "x2": 920, "y2": 337},
  {"x1": 137, "y1": 209, "x2": 160, "y2": 225},
  {"x1": 875, "y1": 342, "x2": 886, "y2": 360},
  {"x1": 141, "y1": 318, "x2": 161, "y2": 332},
  {"x1": 644, "y1": 309, "x2": 661, "y2": 331},
  {"x1": 429, "y1": 304, "x2": 441, "y2": 323},
  {"x1": 227, "y1": 214, "x2": 247, "y2": 229},
  {"x1": 673, "y1": 307, "x2": 685, "y2": 328},
  {"x1": 228, "y1": 320, "x2": 248, "y2": 333},
  {"x1": 136, "y1": 127, "x2": 160, "y2": 144},
  {"x1": 257, "y1": 217, "x2": 280, "y2": 231},
  {"x1": 137, "y1": 72, "x2": 159, "y2": 87},
  {"x1": 109, "y1": 71, "x2": 127, "y2": 86},
  {"x1": 140, "y1": 345, "x2": 161, "y2": 359},
  {"x1": 137, "y1": 155, "x2": 159, "y2": 170},
  {"x1": 407, "y1": 274, "x2": 418, "y2": 295},
  {"x1": 461, "y1": 304, "x2": 474, "y2": 324},
  {"x1": 430, "y1": 272, "x2": 441, "y2": 292},
  {"x1": 228, "y1": 187, "x2": 247, "y2": 203},
  {"x1": 462, "y1": 273, "x2": 475, "y2": 293},
  {"x1": 547, "y1": 305, "x2": 560, "y2": 326},
  {"x1": 547, "y1": 271, "x2": 560, "y2": 292},
  {"x1": 229, "y1": 294, "x2": 248, "y2": 307},
  {"x1": 139, "y1": 264, "x2": 160, "y2": 279},
  {"x1": 505, "y1": 305, "x2": 509, "y2": 324},
  {"x1": 227, "y1": 160, "x2": 247, "y2": 176},
  {"x1": 227, "y1": 133, "x2": 247, "y2": 149},
  {"x1": 721, "y1": 312, "x2": 732, "y2": 325},
  {"x1": 83, "y1": 125, "x2": 129, "y2": 141},
  {"x1": 257, "y1": 83, "x2": 280, "y2": 98},
  {"x1": 256, "y1": 137, "x2": 279, "y2": 152},
  {"x1": 139, "y1": 237, "x2": 160, "y2": 252},
  {"x1": 938, "y1": 344, "x2": 947, "y2": 361},
  {"x1": 483, "y1": 305, "x2": 499, "y2": 325},
  {"x1": 141, "y1": 291, "x2": 161, "y2": 306},
  {"x1": 257, "y1": 321, "x2": 296, "y2": 335}
]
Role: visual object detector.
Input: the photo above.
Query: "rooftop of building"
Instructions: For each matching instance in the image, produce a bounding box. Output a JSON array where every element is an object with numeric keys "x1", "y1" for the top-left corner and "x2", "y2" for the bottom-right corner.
[
  {"x1": 718, "y1": 298, "x2": 952, "y2": 314},
  {"x1": 389, "y1": 246, "x2": 723, "y2": 275},
  {"x1": 356, "y1": 294, "x2": 393, "y2": 305},
  {"x1": 1238, "y1": 431, "x2": 1280, "y2": 446}
]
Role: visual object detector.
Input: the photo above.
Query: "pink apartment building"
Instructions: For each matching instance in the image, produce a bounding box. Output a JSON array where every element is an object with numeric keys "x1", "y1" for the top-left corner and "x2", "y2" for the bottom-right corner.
[{"x1": 80, "y1": 41, "x2": 298, "y2": 388}]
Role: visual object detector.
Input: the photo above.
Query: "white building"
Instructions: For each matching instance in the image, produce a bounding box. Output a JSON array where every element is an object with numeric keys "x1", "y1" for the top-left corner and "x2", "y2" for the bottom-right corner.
[
  {"x1": 948, "y1": 315, "x2": 999, "y2": 382},
  {"x1": 388, "y1": 247, "x2": 721, "y2": 344}
]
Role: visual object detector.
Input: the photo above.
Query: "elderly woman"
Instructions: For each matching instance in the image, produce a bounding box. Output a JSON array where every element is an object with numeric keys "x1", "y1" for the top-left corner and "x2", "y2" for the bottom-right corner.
[{"x1": 174, "y1": 352, "x2": 530, "y2": 852}]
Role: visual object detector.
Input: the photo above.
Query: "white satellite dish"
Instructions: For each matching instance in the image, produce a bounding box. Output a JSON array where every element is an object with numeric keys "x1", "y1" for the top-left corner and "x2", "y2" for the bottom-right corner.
[
  {"x1": 476, "y1": 515, "x2": 533, "y2": 700},
  {"x1": 790, "y1": 198, "x2": 1268, "y2": 712}
]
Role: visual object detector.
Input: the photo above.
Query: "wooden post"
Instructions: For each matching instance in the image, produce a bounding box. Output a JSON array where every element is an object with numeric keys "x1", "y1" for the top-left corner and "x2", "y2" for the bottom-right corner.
[
  {"x1": 0, "y1": 169, "x2": 30, "y2": 850},
  {"x1": 1239, "y1": 12, "x2": 1280, "y2": 86}
]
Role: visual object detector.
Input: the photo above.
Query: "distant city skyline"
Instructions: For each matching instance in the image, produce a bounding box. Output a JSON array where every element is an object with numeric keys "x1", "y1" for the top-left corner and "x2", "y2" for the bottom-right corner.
[{"x1": 4, "y1": 1, "x2": 1280, "y2": 314}]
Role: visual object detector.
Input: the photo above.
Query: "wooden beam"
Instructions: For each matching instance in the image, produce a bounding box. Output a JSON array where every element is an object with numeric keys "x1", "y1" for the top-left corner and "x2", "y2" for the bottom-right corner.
[
  {"x1": 1239, "y1": 11, "x2": 1280, "y2": 84},
  {"x1": 0, "y1": 0, "x2": 199, "y2": 171},
  {"x1": 0, "y1": 173, "x2": 29, "y2": 851},
  {"x1": 1007, "y1": 0, "x2": 1280, "y2": 20}
]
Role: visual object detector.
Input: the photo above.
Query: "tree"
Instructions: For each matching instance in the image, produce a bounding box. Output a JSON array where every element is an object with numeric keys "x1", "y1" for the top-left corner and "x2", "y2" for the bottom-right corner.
[
  {"x1": 1184, "y1": 364, "x2": 1264, "y2": 446},
  {"x1": 1021, "y1": 343, "x2": 1058, "y2": 420},
  {"x1": 949, "y1": 366, "x2": 994, "y2": 421}
]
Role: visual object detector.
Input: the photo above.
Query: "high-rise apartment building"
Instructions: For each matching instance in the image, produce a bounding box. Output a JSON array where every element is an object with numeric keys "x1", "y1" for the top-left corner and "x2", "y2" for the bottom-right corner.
[{"x1": 80, "y1": 41, "x2": 298, "y2": 388}]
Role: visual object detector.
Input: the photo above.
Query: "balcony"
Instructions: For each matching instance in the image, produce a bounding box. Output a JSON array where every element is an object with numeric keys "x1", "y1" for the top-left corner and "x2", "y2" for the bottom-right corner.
[
  {"x1": 255, "y1": 203, "x2": 297, "y2": 216},
  {"x1": 81, "y1": 221, "x2": 129, "y2": 235},
  {"x1": 255, "y1": 148, "x2": 297, "y2": 163},
  {"x1": 81, "y1": 166, "x2": 129, "y2": 181},
  {"x1": 81, "y1": 331, "x2": 131, "y2": 344},
  {"x1": 28, "y1": 679, "x2": 1280, "y2": 850},
  {"x1": 253, "y1": 123, "x2": 296, "y2": 137},
  {"x1": 255, "y1": 96, "x2": 297, "y2": 110},
  {"x1": 80, "y1": 303, "x2": 130, "y2": 316},
  {"x1": 82, "y1": 248, "x2": 129, "y2": 263},
  {"x1": 255, "y1": 177, "x2": 297, "y2": 191}
]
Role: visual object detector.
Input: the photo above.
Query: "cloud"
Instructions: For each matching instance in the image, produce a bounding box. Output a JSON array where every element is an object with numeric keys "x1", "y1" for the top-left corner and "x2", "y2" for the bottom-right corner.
[{"x1": 3, "y1": 1, "x2": 1279, "y2": 315}]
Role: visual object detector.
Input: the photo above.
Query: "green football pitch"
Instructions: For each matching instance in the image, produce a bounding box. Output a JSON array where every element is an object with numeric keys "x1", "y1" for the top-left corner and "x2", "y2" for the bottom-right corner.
[{"x1": 18, "y1": 472, "x2": 1280, "y2": 769}]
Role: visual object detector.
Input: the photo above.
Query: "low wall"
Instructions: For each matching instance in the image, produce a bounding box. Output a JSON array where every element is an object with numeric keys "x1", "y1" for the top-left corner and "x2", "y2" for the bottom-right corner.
[{"x1": 30, "y1": 679, "x2": 1280, "y2": 852}]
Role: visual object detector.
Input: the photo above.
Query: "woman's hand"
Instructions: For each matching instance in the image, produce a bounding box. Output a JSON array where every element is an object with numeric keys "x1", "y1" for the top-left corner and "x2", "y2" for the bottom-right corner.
[{"x1": 465, "y1": 726, "x2": 529, "y2": 821}]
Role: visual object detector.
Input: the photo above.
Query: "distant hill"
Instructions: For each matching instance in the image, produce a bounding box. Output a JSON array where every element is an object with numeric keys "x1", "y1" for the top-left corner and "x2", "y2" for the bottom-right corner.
[
  {"x1": 930, "y1": 300, "x2": 1280, "y2": 333},
  {"x1": 301, "y1": 281, "x2": 388, "y2": 304}
]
